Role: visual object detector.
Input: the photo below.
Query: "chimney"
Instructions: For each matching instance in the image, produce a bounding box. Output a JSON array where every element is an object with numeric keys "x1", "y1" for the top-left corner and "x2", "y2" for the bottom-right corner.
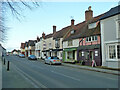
[
  {"x1": 53, "y1": 25, "x2": 56, "y2": 34},
  {"x1": 37, "y1": 36, "x2": 40, "y2": 42},
  {"x1": 71, "y1": 19, "x2": 75, "y2": 26},
  {"x1": 85, "y1": 6, "x2": 93, "y2": 21},
  {"x1": 42, "y1": 32, "x2": 45, "y2": 39}
]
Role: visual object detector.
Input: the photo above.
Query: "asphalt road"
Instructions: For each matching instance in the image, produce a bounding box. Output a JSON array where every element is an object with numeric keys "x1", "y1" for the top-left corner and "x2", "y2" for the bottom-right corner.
[{"x1": 2, "y1": 55, "x2": 119, "y2": 88}]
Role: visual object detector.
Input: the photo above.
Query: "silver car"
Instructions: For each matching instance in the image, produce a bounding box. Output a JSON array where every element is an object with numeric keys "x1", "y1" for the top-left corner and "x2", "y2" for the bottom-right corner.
[{"x1": 45, "y1": 56, "x2": 62, "y2": 65}]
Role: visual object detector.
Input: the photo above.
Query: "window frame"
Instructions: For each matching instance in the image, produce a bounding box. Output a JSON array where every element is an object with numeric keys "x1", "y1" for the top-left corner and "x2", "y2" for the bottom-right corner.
[
  {"x1": 86, "y1": 36, "x2": 98, "y2": 42},
  {"x1": 107, "y1": 43, "x2": 120, "y2": 61}
]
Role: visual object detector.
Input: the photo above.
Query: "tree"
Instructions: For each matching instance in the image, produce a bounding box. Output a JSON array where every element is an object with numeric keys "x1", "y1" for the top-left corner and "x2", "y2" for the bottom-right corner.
[{"x1": 0, "y1": 0, "x2": 40, "y2": 43}]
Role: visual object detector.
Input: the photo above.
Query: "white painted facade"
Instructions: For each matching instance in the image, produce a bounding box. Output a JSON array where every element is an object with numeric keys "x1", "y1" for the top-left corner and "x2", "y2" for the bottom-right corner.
[
  {"x1": 100, "y1": 14, "x2": 120, "y2": 68},
  {"x1": 63, "y1": 39, "x2": 79, "y2": 49}
]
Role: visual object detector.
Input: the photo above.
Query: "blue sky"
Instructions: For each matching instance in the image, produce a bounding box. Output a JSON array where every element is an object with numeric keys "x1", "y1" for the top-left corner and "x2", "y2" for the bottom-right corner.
[{"x1": 3, "y1": 1, "x2": 119, "y2": 52}]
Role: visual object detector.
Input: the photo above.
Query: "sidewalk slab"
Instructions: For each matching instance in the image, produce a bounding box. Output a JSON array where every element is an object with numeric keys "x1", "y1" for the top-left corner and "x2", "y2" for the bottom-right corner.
[{"x1": 62, "y1": 63, "x2": 120, "y2": 75}]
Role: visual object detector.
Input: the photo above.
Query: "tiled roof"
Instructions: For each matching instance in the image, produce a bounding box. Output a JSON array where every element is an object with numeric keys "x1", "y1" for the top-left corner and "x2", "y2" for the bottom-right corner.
[
  {"x1": 53, "y1": 26, "x2": 71, "y2": 39},
  {"x1": 63, "y1": 13, "x2": 104, "y2": 41},
  {"x1": 100, "y1": 5, "x2": 120, "y2": 20},
  {"x1": 45, "y1": 33, "x2": 53, "y2": 39}
]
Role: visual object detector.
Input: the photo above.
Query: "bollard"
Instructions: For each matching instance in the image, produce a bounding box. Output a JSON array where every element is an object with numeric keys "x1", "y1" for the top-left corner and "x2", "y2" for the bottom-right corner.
[
  {"x1": 7, "y1": 61, "x2": 10, "y2": 71},
  {"x1": 3, "y1": 58, "x2": 5, "y2": 65}
]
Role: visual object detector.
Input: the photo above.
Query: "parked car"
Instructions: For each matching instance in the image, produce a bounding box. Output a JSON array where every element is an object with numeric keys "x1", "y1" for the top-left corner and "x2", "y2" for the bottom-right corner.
[
  {"x1": 28, "y1": 55, "x2": 37, "y2": 60},
  {"x1": 45, "y1": 56, "x2": 62, "y2": 65},
  {"x1": 19, "y1": 54, "x2": 25, "y2": 58}
]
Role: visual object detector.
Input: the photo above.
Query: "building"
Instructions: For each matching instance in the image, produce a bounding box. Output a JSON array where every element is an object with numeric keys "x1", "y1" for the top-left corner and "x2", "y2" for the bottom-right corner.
[
  {"x1": 28, "y1": 40, "x2": 37, "y2": 56},
  {"x1": 100, "y1": 5, "x2": 120, "y2": 68},
  {"x1": 12, "y1": 49, "x2": 20, "y2": 55},
  {"x1": 20, "y1": 43, "x2": 25, "y2": 55},
  {"x1": 63, "y1": 6, "x2": 104, "y2": 66}
]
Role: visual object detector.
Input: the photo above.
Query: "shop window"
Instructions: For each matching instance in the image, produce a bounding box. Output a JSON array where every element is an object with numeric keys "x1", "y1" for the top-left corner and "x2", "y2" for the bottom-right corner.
[
  {"x1": 95, "y1": 51, "x2": 98, "y2": 56},
  {"x1": 109, "y1": 45, "x2": 116, "y2": 59},
  {"x1": 67, "y1": 51, "x2": 73, "y2": 59}
]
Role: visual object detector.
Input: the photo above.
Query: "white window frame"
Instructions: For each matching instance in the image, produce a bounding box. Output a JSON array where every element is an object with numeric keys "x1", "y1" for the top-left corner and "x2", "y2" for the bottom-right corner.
[
  {"x1": 86, "y1": 36, "x2": 97, "y2": 42},
  {"x1": 107, "y1": 43, "x2": 120, "y2": 61}
]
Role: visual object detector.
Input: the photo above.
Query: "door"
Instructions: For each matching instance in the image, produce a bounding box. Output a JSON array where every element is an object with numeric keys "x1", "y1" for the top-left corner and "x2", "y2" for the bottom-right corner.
[{"x1": 89, "y1": 51, "x2": 94, "y2": 65}]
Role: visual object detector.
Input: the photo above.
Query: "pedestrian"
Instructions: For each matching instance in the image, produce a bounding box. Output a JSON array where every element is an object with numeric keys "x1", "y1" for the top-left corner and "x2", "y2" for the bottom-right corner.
[{"x1": 92, "y1": 60, "x2": 96, "y2": 67}]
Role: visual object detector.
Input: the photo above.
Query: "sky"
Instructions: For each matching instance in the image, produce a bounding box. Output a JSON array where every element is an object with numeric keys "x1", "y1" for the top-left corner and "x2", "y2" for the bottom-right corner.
[{"x1": 1, "y1": 1, "x2": 119, "y2": 52}]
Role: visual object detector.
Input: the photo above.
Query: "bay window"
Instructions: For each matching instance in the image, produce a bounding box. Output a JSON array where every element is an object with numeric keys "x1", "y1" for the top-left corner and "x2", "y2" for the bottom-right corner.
[{"x1": 108, "y1": 44, "x2": 120, "y2": 60}]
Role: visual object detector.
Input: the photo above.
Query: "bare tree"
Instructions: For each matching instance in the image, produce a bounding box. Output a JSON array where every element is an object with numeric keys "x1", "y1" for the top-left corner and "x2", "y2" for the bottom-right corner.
[{"x1": 0, "y1": 0, "x2": 40, "y2": 43}]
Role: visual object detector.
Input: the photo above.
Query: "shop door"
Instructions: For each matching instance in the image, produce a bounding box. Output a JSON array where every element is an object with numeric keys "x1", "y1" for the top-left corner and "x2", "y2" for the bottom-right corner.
[{"x1": 89, "y1": 51, "x2": 94, "y2": 65}]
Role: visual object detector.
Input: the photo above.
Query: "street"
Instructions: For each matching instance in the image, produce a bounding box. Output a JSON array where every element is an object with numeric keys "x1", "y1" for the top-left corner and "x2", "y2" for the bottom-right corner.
[{"x1": 2, "y1": 55, "x2": 119, "y2": 88}]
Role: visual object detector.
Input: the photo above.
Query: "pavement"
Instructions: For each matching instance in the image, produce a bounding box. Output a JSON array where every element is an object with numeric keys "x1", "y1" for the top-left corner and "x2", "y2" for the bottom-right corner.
[
  {"x1": 38, "y1": 59, "x2": 120, "y2": 75},
  {"x1": 62, "y1": 63, "x2": 120, "y2": 75}
]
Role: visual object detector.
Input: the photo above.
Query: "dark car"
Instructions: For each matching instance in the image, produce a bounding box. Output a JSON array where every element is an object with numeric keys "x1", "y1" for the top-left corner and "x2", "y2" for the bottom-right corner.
[{"x1": 28, "y1": 55, "x2": 37, "y2": 60}]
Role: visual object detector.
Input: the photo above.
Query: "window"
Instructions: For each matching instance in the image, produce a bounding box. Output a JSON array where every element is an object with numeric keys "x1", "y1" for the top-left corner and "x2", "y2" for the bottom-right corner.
[
  {"x1": 88, "y1": 22, "x2": 97, "y2": 29},
  {"x1": 95, "y1": 36, "x2": 97, "y2": 41},
  {"x1": 71, "y1": 30, "x2": 75, "y2": 34},
  {"x1": 68, "y1": 40, "x2": 73, "y2": 46},
  {"x1": 55, "y1": 40, "x2": 60, "y2": 48},
  {"x1": 86, "y1": 36, "x2": 97, "y2": 42},
  {"x1": 86, "y1": 37, "x2": 88, "y2": 42},
  {"x1": 109, "y1": 45, "x2": 116, "y2": 59},
  {"x1": 117, "y1": 45, "x2": 120, "y2": 59}
]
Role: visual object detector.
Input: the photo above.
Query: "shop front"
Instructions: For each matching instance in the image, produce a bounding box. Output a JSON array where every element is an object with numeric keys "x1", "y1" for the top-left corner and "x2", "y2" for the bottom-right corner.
[
  {"x1": 77, "y1": 44, "x2": 102, "y2": 66},
  {"x1": 63, "y1": 48, "x2": 77, "y2": 63}
]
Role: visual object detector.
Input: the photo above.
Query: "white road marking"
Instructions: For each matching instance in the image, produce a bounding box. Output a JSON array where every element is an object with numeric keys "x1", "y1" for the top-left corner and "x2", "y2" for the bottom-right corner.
[{"x1": 51, "y1": 70, "x2": 81, "y2": 82}]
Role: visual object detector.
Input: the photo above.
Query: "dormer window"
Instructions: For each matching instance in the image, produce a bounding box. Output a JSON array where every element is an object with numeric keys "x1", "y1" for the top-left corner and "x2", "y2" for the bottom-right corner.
[
  {"x1": 71, "y1": 30, "x2": 75, "y2": 34},
  {"x1": 88, "y1": 22, "x2": 97, "y2": 29}
]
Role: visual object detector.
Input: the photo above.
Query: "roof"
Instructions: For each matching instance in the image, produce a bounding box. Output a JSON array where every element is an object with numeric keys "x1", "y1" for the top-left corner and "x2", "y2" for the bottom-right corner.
[
  {"x1": 45, "y1": 33, "x2": 53, "y2": 39},
  {"x1": 63, "y1": 13, "x2": 104, "y2": 41},
  {"x1": 53, "y1": 26, "x2": 71, "y2": 39},
  {"x1": 100, "y1": 5, "x2": 120, "y2": 20},
  {"x1": 28, "y1": 40, "x2": 37, "y2": 46}
]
